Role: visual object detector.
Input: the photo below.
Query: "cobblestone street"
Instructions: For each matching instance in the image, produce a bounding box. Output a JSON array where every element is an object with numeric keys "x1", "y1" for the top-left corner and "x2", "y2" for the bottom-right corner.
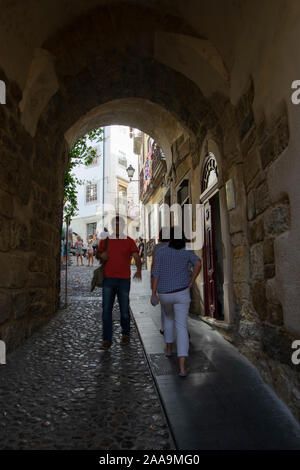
[{"x1": 0, "y1": 264, "x2": 174, "y2": 450}]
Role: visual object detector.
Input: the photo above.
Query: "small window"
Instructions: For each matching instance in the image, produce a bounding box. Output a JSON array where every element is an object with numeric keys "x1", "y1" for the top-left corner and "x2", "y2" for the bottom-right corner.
[
  {"x1": 118, "y1": 151, "x2": 127, "y2": 168},
  {"x1": 86, "y1": 183, "x2": 98, "y2": 203},
  {"x1": 87, "y1": 222, "x2": 97, "y2": 237}
]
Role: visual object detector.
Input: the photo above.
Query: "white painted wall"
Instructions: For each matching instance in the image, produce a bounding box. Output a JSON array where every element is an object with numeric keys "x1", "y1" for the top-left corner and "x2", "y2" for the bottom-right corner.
[{"x1": 71, "y1": 125, "x2": 140, "y2": 240}]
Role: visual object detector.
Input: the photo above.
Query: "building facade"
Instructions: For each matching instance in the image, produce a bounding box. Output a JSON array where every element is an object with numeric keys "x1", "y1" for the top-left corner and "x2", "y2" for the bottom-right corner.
[{"x1": 71, "y1": 126, "x2": 140, "y2": 240}]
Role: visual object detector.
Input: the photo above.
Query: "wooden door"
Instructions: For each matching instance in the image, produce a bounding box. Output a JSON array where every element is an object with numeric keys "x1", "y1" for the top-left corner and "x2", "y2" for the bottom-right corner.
[{"x1": 203, "y1": 200, "x2": 219, "y2": 318}]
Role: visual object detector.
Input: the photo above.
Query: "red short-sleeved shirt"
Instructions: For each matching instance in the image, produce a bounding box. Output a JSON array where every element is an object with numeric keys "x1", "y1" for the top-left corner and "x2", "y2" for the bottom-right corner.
[{"x1": 98, "y1": 236, "x2": 138, "y2": 279}]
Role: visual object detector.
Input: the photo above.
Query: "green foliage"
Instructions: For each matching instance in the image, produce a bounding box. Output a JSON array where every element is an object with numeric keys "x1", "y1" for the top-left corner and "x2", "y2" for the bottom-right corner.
[{"x1": 63, "y1": 128, "x2": 104, "y2": 222}]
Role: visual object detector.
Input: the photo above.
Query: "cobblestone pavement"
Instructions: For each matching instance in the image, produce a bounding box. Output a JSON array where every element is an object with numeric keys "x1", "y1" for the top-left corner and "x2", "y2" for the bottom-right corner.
[{"x1": 0, "y1": 265, "x2": 174, "y2": 450}]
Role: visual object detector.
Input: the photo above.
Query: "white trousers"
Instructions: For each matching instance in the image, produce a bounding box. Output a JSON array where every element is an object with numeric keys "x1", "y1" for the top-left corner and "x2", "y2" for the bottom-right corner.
[{"x1": 158, "y1": 288, "x2": 191, "y2": 357}]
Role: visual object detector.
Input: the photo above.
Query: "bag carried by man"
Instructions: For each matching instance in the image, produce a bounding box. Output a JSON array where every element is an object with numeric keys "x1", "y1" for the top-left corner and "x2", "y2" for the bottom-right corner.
[{"x1": 90, "y1": 237, "x2": 108, "y2": 291}]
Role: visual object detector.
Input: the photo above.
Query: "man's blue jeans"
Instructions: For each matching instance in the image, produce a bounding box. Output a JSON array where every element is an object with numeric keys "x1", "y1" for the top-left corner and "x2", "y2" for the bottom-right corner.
[{"x1": 102, "y1": 277, "x2": 131, "y2": 343}]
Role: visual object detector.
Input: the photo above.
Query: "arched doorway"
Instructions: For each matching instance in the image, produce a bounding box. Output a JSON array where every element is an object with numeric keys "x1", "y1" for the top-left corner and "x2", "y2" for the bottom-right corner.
[
  {"x1": 201, "y1": 153, "x2": 224, "y2": 319},
  {"x1": 199, "y1": 150, "x2": 233, "y2": 326}
]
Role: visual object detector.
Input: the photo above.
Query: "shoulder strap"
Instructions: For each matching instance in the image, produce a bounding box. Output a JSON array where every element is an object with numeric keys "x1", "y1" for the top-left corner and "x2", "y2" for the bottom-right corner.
[{"x1": 104, "y1": 236, "x2": 109, "y2": 250}]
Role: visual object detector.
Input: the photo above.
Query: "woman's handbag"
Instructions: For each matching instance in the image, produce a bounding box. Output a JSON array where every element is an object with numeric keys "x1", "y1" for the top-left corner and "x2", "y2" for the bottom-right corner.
[{"x1": 91, "y1": 237, "x2": 108, "y2": 291}]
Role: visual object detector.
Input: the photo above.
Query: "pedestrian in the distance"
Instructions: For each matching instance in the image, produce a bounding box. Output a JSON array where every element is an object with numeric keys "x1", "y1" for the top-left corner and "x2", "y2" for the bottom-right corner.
[
  {"x1": 75, "y1": 236, "x2": 84, "y2": 266},
  {"x1": 151, "y1": 227, "x2": 201, "y2": 377},
  {"x1": 87, "y1": 234, "x2": 94, "y2": 267},
  {"x1": 92, "y1": 231, "x2": 99, "y2": 257},
  {"x1": 151, "y1": 228, "x2": 170, "y2": 335},
  {"x1": 138, "y1": 237, "x2": 145, "y2": 268}
]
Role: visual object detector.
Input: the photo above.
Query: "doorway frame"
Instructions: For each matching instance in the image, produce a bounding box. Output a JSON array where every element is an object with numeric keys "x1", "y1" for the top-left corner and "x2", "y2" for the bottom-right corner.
[{"x1": 199, "y1": 145, "x2": 234, "y2": 328}]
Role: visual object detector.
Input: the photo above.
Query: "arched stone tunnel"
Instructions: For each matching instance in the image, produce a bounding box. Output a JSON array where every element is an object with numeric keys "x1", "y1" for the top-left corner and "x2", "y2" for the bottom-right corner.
[{"x1": 0, "y1": 0, "x2": 299, "y2": 421}]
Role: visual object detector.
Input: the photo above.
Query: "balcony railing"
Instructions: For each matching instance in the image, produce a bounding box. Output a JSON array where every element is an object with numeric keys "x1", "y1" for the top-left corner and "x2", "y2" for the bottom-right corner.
[
  {"x1": 152, "y1": 144, "x2": 165, "y2": 176},
  {"x1": 139, "y1": 168, "x2": 144, "y2": 199},
  {"x1": 139, "y1": 144, "x2": 166, "y2": 201}
]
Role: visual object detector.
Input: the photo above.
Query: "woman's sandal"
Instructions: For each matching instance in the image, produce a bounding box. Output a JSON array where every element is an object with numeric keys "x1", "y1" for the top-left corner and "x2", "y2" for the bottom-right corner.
[{"x1": 178, "y1": 371, "x2": 188, "y2": 377}]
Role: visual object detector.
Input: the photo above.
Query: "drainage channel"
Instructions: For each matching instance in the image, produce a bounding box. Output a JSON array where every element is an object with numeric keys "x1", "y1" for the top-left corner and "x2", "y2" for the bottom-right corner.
[{"x1": 130, "y1": 307, "x2": 178, "y2": 451}]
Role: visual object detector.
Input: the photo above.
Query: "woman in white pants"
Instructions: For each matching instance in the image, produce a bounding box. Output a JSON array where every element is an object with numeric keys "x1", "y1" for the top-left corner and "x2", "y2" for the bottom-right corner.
[
  {"x1": 151, "y1": 228, "x2": 169, "y2": 334},
  {"x1": 151, "y1": 228, "x2": 201, "y2": 376}
]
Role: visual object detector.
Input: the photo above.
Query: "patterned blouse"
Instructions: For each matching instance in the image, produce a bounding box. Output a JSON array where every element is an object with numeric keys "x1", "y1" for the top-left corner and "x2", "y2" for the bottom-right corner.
[{"x1": 151, "y1": 246, "x2": 200, "y2": 294}]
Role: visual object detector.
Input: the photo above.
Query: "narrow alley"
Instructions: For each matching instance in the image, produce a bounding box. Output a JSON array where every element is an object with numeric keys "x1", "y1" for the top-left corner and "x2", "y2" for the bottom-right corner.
[
  {"x1": 0, "y1": 266, "x2": 174, "y2": 450},
  {"x1": 0, "y1": 265, "x2": 298, "y2": 450}
]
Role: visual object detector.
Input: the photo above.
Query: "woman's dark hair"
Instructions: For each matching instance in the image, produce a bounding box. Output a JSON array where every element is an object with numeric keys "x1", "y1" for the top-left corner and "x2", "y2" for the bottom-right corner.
[
  {"x1": 159, "y1": 227, "x2": 170, "y2": 242},
  {"x1": 168, "y1": 226, "x2": 186, "y2": 250}
]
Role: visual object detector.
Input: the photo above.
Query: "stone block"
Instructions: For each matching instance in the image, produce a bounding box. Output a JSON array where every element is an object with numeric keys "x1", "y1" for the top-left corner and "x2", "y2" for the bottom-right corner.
[
  {"x1": 15, "y1": 161, "x2": 32, "y2": 205},
  {"x1": 12, "y1": 291, "x2": 30, "y2": 319},
  {"x1": 248, "y1": 217, "x2": 264, "y2": 245},
  {"x1": 266, "y1": 278, "x2": 279, "y2": 304},
  {"x1": 274, "y1": 115, "x2": 289, "y2": 157},
  {"x1": 252, "y1": 281, "x2": 267, "y2": 320},
  {"x1": 264, "y1": 205, "x2": 290, "y2": 235},
  {"x1": 247, "y1": 190, "x2": 256, "y2": 221},
  {"x1": 0, "y1": 254, "x2": 28, "y2": 289},
  {"x1": 250, "y1": 243, "x2": 264, "y2": 280},
  {"x1": 11, "y1": 221, "x2": 30, "y2": 251},
  {"x1": 231, "y1": 231, "x2": 247, "y2": 247},
  {"x1": 263, "y1": 238, "x2": 275, "y2": 264},
  {"x1": 266, "y1": 303, "x2": 284, "y2": 326},
  {"x1": 229, "y1": 209, "x2": 246, "y2": 234},
  {"x1": 0, "y1": 105, "x2": 7, "y2": 128},
  {"x1": 244, "y1": 148, "x2": 260, "y2": 188},
  {"x1": 0, "y1": 216, "x2": 11, "y2": 251},
  {"x1": 239, "y1": 110, "x2": 254, "y2": 141},
  {"x1": 240, "y1": 301, "x2": 259, "y2": 320},
  {"x1": 0, "y1": 153, "x2": 17, "y2": 194},
  {"x1": 233, "y1": 246, "x2": 249, "y2": 282},
  {"x1": 29, "y1": 256, "x2": 49, "y2": 273},
  {"x1": 27, "y1": 273, "x2": 49, "y2": 288},
  {"x1": 0, "y1": 292, "x2": 12, "y2": 324},
  {"x1": 262, "y1": 324, "x2": 293, "y2": 365},
  {"x1": 18, "y1": 127, "x2": 34, "y2": 161},
  {"x1": 239, "y1": 320, "x2": 263, "y2": 341},
  {"x1": 256, "y1": 118, "x2": 267, "y2": 145},
  {"x1": 264, "y1": 264, "x2": 275, "y2": 279},
  {"x1": 255, "y1": 182, "x2": 270, "y2": 215},
  {"x1": 2, "y1": 134, "x2": 18, "y2": 154},
  {"x1": 233, "y1": 282, "x2": 250, "y2": 305},
  {"x1": 177, "y1": 138, "x2": 190, "y2": 160},
  {"x1": 0, "y1": 189, "x2": 13, "y2": 218},
  {"x1": 241, "y1": 127, "x2": 256, "y2": 156},
  {"x1": 260, "y1": 135, "x2": 276, "y2": 169}
]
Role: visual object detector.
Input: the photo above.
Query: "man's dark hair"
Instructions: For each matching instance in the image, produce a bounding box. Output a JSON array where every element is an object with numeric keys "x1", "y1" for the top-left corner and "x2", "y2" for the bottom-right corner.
[
  {"x1": 168, "y1": 226, "x2": 186, "y2": 250},
  {"x1": 112, "y1": 215, "x2": 125, "y2": 226}
]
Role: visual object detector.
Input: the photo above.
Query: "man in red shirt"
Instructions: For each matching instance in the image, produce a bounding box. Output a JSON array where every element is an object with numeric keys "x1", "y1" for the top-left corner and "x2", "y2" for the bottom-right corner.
[{"x1": 98, "y1": 216, "x2": 142, "y2": 350}]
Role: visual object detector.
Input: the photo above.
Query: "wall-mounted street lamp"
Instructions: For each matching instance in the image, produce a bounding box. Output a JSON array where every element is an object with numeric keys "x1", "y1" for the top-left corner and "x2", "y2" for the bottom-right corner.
[{"x1": 126, "y1": 164, "x2": 139, "y2": 182}]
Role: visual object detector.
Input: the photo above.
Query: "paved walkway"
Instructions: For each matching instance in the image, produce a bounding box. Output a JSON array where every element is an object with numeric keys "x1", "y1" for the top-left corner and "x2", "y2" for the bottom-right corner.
[
  {"x1": 0, "y1": 263, "x2": 299, "y2": 450},
  {"x1": 130, "y1": 269, "x2": 300, "y2": 450},
  {"x1": 0, "y1": 265, "x2": 174, "y2": 450}
]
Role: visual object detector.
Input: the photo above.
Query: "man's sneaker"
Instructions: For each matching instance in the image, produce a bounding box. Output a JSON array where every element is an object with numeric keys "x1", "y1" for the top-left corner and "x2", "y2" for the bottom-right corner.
[
  {"x1": 121, "y1": 334, "x2": 130, "y2": 345},
  {"x1": 99, "y1": 340, "x2": 111, "y2": 350}
]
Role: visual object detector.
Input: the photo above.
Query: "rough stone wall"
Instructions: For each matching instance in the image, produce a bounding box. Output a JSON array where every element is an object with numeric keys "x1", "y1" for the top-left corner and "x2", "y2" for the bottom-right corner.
[
  {"x1": 0, "y1": 68, "x2": 67, "y2": 352},
  {"x1": 233, "y1": 83, "x2": 299, "y2": 421}
]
